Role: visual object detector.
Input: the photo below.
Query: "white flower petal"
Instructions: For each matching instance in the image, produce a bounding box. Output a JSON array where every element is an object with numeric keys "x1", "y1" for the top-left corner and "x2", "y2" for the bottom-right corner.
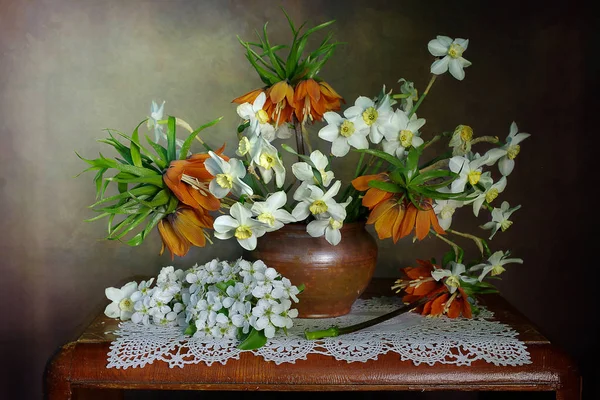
[
  {"x1": 449, "y1": 58, "x2": 466, "y2": 80},
  {"x1": 325, "y1": 227, "x2": 342, "y2": 246},
  {"x1": 238, "y1": 235, "x2": 257, "y2": 251},
  {"x1": 427, "y1": 39, "x2": 449, "y2": 56},
  {"x1": 499, "y1": 158, "x2": 515, "y2": 176},
  {"x1": 318, "y1": 124, "x2": 339, "y2": 142},
  {"x1": 105, "y1": 287, "x2": 123, "y2": 302},
  {"x1": 306, "y1": 219, "x2": 329, "y2": 237},
  {"x1": 430, "y1": 56, "x2": 450, "y2": 75},
  {"x1": 104, "y1": 302, "x2": 120, "y2": 318},
  {"x1": 331, "y1": 137, "x2": 351, "y2": 157},
  {"x1": 323, "y1": 111, "x2": 343, "y2": 126}
]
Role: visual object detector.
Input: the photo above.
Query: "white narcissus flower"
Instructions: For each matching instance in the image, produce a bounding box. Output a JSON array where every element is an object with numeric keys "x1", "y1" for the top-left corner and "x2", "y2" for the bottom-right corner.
[
  {"x1": 484, "y1": 122, "x2": 531, "y2": 176},
  {"x1": 253, "y1": 139, "x2": 286, "y2": 188},
  {"x1": 213, "y1": 203, "x2": 267, "y2": 251},
  {"x1": 469, "y1": 250, "x2": 523, "y2": 281},
  {"x1": 236, "y1": 92, "x2": 275, "y2": 139},
  {"x1": 449, "y1": 125, "x2": 474, "y2": 156},
  {"x1": 291, "y1": 180, "x2": 346, "y2": 221},
  {"x1": 250, "y1": 191, "x2": 296, "y2": 232},
  {"x1": 291, "y1": 149, "x2": 335, "y2": 187},
  {"x1": 448, "y1": 154, "x2": 489, "y2": 193},
  {"x1": 343, "y1": 93, "x2": 395, "y2": 144},
  {"x1": 428, "y1": 36, "x2": 472, "y2": 80},
  {"x1": 147, "y1": 100, "x2": 165, "y2": 142},
  {"x1": 382, "y1": 109, "x2": 426, "y2": 159},
  {"x1": 465, "y1": 173, "x2": 507, "y2": 217},
  {"x1": 104, "y1": 281, "x2": 138, "y2": 320},
  {"x1": 431, "y1": 262, "x2": 477, "y2": 293},
  {"x1": 317, "y1": 111, "x2": 369, "y2": 157},
  {"x1": 306, "y1": 197, "x2": 352, "y2": 245},
  {"x1": 433, "y1": 188, "x2": 465, "y2": 230},
  {"x1": 480, "y1": 201, "x2": 521, "y2": 240},
  {"x1": 397, "y1": 78, "x2": 418, "y2": 112},
  {"x1": 204, "y1": 151, "x2": 253, "y2": 199}
]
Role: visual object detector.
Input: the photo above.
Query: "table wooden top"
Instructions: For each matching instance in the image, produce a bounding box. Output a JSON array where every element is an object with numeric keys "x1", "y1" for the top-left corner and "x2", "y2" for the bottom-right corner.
[{"x1": 44, "y1": 278, "x2": 581, "y2": 399}]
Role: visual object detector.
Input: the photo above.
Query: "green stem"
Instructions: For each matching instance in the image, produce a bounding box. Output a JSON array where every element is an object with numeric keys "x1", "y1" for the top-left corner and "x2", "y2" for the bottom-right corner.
[
  {"x1": 433, "y1": 230, "x2": 463, "y2": 263},
  {"x1": 293, "y1": 117, "x2": 305, "y2": 160},
  {"x1": 447, "y1": 229, "x2": 492, "y2": 258},
  {"x1": 408, "y1": 74, "x2": 437, "y2": 118},
  {"x1": 304, "y1": 296, "x2": 431, "y2": 340}
]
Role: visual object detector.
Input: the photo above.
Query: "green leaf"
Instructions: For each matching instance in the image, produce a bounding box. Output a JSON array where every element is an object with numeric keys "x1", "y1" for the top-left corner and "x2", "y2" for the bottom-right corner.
[
  {"x1": 130, "y1": 120, "x2": 145, "y2": 167},
  {"x1": 409, "y1": 170, "x2": 457, "y2": 186},
  {"x1": 354, "y1": 148, "x2": 404, "y2": 168},
  {"x1": 89, "y1": 185, "x2": 160, "y2": 208},
  {"x1": 262, "y1": 22, "x2": 286, "y2": 78},
  {"x1": 179, "y1": 116, "x2": 222, "y2": 159},
  {"x1": 145, "y1": 135, "x2": 168, "y2": 169},
  {"x1": 237, "y1": 328, "x2": 268, "y2": 350},
  {"x1": 166, "y1": 116, "x2": 177, "y2": 163},
  {"x1": 367, "y1": 180, "x2": 404, "y2": 193},
  {"x1": 107, "y1": 174, "x2": 164, "y2": 187},
  {"x1": 442, "y1": 250, "x2": 456, "y2": 268},
  {"x1": 184, "y1": 324, "x2": 197, "y2": 336},
  {"x1": 109, "y1": 207, "x2": 153, "y2": 240}
]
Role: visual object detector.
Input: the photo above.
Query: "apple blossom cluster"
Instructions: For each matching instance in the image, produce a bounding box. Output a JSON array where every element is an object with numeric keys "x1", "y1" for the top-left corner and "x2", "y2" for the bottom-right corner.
[{"x1": 104, "y1": 258, "x2": 300, "y2": 342}]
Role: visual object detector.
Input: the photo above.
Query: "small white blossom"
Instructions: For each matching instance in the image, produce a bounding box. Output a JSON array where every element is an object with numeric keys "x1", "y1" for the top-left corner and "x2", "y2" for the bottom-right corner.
[
  {"x1": 291, "y1": 149, "x2": 335, "y2": 187},
  {"x1": 292, "y1": 180, "x2": 346, "y2": 222},
  {"x1": 236, "y1": 92, "x2": 275, "y2": 139},
  {"x1": 428, "y1": 36, "x2": 472, "y2": 80},
  {"x1": 484, "y1": 122, "x2": 530, "y2": 176},
  {"x1": 204, "y1": 151, "x2": 253, "y2": 199},
  {"x1": 382, "y1": 109, "x2": 425, "y2": 159},
  {"x1": 317, "y1": 111, "x2": 369, "y2": 157},
  {"x1": 342, "y1": 93, "x2": 396, "y2": 144},
  {"x1": 250, "y1": 191, "x2": 296, "y2": 232},
  {"x1": 465, "y1": 173, "x2": 507, "y2": 217},
  {"x1": 104, "y1": 281, "x2": 138, "y2": 320},
  {"x1": 480, "y1": 201, "x2": 521, "y2": 239},
  {"x1": 470, "y1": 251, "x2": 523, "y2": 281},
  {"x1": 431, "y1": 262, "x2": 477, "y2": 293},
  {"x1": 448, "y1": 154, "x2": 489, "y2": 193}
]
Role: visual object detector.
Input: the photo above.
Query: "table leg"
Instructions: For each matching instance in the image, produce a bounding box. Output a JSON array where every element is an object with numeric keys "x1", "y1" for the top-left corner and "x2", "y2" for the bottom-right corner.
[{"x1": 45, "y1": 343, "x2": 75, "y2": 400}]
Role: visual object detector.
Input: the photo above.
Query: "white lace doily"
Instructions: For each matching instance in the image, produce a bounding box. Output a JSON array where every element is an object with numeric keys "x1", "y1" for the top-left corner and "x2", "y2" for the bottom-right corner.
[{"x1": 106, "y1": 297, "x2": 531, "y2": 369}]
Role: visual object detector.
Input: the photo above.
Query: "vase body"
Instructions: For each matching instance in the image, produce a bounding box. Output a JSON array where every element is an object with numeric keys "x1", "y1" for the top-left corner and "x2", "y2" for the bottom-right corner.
[{"x1": 243, "y1": 222, "x2": 378, "y2": 318}]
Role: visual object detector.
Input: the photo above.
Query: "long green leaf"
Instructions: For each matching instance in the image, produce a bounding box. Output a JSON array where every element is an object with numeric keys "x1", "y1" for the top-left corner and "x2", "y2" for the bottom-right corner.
[
  {"x1": 107, "y1": 174, "x2": 164, "y2": 187},
  {"x1": 130, "y1": 120, "x2": 145, "y2": 167},
  {"x1": 167, "y1": 116, "x2": 177, "y2": 163},
  {"x1": 89, "y1": 185, "x2": 159, "y2": 208},
  {"x1": 354, "y1": 148, "x2": 404, "y2": 168},
  {"x1": 409, "y1": 170, "x2": 457, "y2": 186},
  {"x1": 179, "y1": 116, "x2": 222, "y2": 160},
  {"x1": 368, "y1": 180, "x2": 404, "y2": 193},
  {"x1": 145, "y1": 135, "x2": 168, "y2": 168},
  {"x1": 109, "y1": 207, "x2": 153, "y2": 240}
]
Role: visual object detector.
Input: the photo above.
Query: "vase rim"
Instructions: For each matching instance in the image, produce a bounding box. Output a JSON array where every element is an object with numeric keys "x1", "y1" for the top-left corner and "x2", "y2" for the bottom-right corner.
[{"x1": 279, "y1": 220, "x2": 367, "y2": 232}]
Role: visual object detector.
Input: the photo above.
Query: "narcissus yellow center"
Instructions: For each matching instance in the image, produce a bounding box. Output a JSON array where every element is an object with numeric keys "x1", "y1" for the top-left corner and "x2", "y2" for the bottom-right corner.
[
  {"x1": 500, "y1": 220, "x2": 513, "y2": 232},
  {"x1": 490, "y1": 265, "x2": 506, "y2": 276},
  {"x1": 440, "y1": 205, "x2": 455, "y2": 220},
  {"x1": 448, "y1": 43, "x2": 464, "y2": 58},
  {"x1": 507, "y1": 145, "x2": 521, "y2": 160},
  {"x1": 339, "y1": 120, "x2": 355, "y2": 137},
  {"x1": 256, "y1": 109, "x2": 269, "y2": 124},
  {"x1": 257, "y1": 213, "x2": 275, "y2": 226},
  {"x1": 485, "y1": 188, "x2": 499, "y2": 204},
  {"x1": 119, "y1": 298, "x2": 134, "y2": 312},
  {"x1": 399, "y1": 129, "x2": 414, "y2": 148},
  {"x1": 456, "y1": 125, "x2": 473, "y2": 142},
  {"x1": 309, "y1": 200, "x2": 328, "y2": 215},
  {"x1": 329, "y1": 218, "x2": 343, "y2": 230},
  {"x1": 259, "y1": 153, "x2": 276, "y2": 170},
  {"x1": 237, "y1": 137, "x2": 251, "y2": 156},
  {"x1": 215, "y1": 173, "x2": 233, "y2": 189},
  {"x1": 362, "y1": 107, "x2": 378, "y2": 126},
  {"x1": 446, "y1": 275, "x2": 461, "y2": 288},
  {"x1": 467, "y1": 170, "x2": 482, "y2": 185},
  {"x1": 234, "y1": 225, "x2": 253, "y2": 239}
]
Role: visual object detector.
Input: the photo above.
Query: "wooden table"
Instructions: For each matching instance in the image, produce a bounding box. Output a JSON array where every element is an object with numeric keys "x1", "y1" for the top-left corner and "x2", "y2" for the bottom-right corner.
[{"x1": 44, "y1": 278, "x2": 581, "y2": 399}]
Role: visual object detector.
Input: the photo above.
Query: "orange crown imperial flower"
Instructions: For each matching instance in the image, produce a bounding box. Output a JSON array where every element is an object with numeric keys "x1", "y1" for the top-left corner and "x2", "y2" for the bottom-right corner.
[{"x1": 158, "y1": 206, "x2": 214, "y2": 260}]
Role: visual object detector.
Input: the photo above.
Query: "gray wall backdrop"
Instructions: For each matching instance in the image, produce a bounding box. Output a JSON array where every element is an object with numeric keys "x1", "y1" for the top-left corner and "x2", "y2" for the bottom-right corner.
[{"x1": 1, "y1": 0, "x2": 596, "y2": 399}]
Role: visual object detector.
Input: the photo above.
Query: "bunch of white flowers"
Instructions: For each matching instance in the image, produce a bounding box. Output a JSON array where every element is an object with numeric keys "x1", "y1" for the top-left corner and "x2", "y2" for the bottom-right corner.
[{"x1": 104, "y1": 258, "x2": 301, "y2": 349}]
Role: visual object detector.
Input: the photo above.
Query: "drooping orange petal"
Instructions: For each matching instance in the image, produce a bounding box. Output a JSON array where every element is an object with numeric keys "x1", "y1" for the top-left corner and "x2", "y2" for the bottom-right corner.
[
  {"x1": 398, "y1": 204, "x2": 417, "y2": 239},
  {"x1": 422, "y1": 299, "x2": 433, "y2": 315},
  {"x1": 429, "y1": 209, "x2": 446, "y2": 235},
  {"x1": 189, "y1": 189, "x2": 221, "y2": 211},
  {"x1": 367, "y1": 199, "x2": 396, "y2": 225},
  {"x1": 447, "y1": 298, "x2": 461, "y2": 318},
  {"x1": 172, "y1": 208, "x2": 208, "y2": 248},
  {"x1": 412, "y1": 280, "x2": 440, "y2": 297},
  {"x1": 157, "y1": 218, "x2": 189, "y2": 260},
  {"x1": 403, "y1": 265, "x2": 433, "y2": 280},
  {"x1": 351, "y1": 173, "x2": 386, "y2": 191},
  {"x1": 374, "y1": 205, "x2": 398, "y2": 240},
  {"x1": 363, "y1": 188, "x2": 392, "y2": 209},
  {"x1": 415, "y1": 208, "x2": 431, "y2": 240},
  {"x1": 430, "y1": 293, "x2": 449, "y2": 316},
  {"x1": 232, "y1": 88, "x2": 264, "y2": 104},
  {"x1": 459, "y1": 288, "x2": 472, "y2": 318},
  {"x1": 392, "y1": 203, "x2": 407, "y2": 243},
  {"x1": 269, "y1": 81, "x2": 290, "y2": 104},
  {"x1": 319, "y1": 81, "x2": 343, "y2": 102},
  {"x1": 305, "y1": 79, "x2": 321, "y2": 102}
]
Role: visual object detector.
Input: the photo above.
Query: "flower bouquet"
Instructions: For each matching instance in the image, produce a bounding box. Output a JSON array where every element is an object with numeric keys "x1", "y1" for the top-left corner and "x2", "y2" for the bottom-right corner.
[
  {"x1": 80, "y1": 9, "x2": 529, "y2": 334},
  {"x1": 104, "y1": 257, "x2": 301, "y2": 350}
]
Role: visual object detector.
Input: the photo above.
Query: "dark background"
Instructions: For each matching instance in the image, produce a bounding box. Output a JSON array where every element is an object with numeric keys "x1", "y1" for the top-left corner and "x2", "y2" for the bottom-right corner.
[{"x1": 1, "y1": 0, "x2": 597, "y2": 398}]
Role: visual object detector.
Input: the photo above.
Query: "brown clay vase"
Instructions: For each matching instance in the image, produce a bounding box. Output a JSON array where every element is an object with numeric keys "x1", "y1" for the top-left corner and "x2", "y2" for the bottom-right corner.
[{"x1": 243, "y1": 221, "x2": 378, "y2": 318}]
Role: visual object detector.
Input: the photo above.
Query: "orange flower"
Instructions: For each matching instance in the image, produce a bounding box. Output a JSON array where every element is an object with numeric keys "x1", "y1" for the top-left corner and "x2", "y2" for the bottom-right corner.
[
  {"x1": 231, "y1": 88, "x2": 265, "y2": 105},
  {"x1": 265, "y1": 81, "x2": 295, "y2": 127},
  {"x1": 351, "y1": 173, "x2": 392, "y2": 210},
  {"x1": 422, "y1": 287, "x2": 472, "y2": 319},
  {"x1": 393, "y1": 259, "x2": 444, "y2": 304},
  {"x1": 157, "y1": 206, "x2": 214, "y2": 260},
  {"x1": 399, "y1": 198, "x2": 446, "y2": 241},
  {"x1": 293, "y1": 79, "x2": 344, "y2": 124},
  {"x1": 163, "y1": 147, "x2": 227, "y2": 212}
]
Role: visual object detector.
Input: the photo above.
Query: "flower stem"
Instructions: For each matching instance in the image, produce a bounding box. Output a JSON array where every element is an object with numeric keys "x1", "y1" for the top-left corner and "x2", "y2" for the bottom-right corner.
[
  {"x1": 447, "y1": 229, "x2": 492, "y2": 258},
  {"x1": 433, "y1": 230, "x2": 463, "y2": 263},
  {"x1": 293, "y1": 117, "x2": 305, "y2": 160},
  {"x1": 408, "y1": 74, "x2": 437, "y2": 118},
  {"x1": 304, "y1": 297, "x2": 430, "y2": 340}
]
